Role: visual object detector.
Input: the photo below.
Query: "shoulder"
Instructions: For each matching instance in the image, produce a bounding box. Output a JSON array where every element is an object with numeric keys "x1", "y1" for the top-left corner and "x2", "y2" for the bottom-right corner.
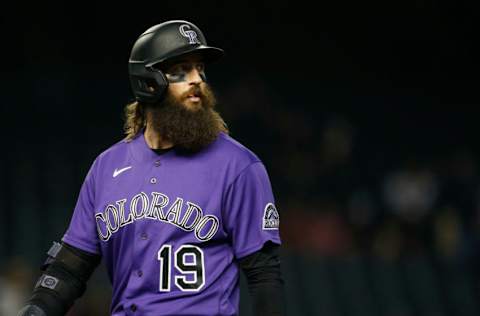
[
  {"x1": 210, "y1": 132, "x2": 262, "y2": 166},
  {"x1": 97, "y1": 138, "x2": 129, "y2": 160},
  {"x1": 88, "y1": 137, "x2": 131, "y2": 174},
  {"x1": 197, "y1": 132, "x2": 268, "y2": 184}
]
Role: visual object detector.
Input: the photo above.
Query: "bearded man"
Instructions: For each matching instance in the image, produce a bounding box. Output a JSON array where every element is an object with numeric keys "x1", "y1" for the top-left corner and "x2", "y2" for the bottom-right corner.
[{"x1": 18, "y1": 20, "x2": 285, "y2": 316}]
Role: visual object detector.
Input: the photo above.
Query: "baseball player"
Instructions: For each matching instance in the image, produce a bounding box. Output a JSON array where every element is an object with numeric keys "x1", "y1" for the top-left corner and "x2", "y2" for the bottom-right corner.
[{"x1": 18, "y1": 20, "x2": 285, "y2": 316}]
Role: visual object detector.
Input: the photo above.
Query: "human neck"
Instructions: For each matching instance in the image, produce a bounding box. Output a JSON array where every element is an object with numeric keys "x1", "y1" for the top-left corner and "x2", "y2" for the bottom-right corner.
[{"x1": 144, "y1": 123, "x2": 174, "y2": 150}]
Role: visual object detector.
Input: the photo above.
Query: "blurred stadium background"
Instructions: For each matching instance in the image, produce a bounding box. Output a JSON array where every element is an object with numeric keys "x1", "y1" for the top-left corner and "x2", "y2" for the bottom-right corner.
[{"x1": 2, "y1": 1, "x2": 480, "y2": 315}]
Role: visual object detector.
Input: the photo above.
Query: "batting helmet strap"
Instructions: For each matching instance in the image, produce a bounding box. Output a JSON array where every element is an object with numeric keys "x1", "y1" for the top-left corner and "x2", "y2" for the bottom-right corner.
[{"x1": 128, "y1": 20, "x2": 224, "y2": 103}]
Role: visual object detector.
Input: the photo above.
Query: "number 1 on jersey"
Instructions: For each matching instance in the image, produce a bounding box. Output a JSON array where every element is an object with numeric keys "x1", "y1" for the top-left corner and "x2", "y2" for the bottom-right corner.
[
  {"x1": 158, "y1": 245, "x2": 172, "y2": 291},
  {"x1": 157, "y1": 244, "x2": 205, "y2": 292}
]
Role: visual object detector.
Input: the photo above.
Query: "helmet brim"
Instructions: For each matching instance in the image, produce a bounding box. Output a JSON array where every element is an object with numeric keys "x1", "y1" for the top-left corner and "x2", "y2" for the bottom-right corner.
[{"x1": 146, "y1": 45, "x2": 224, "y2": 69}]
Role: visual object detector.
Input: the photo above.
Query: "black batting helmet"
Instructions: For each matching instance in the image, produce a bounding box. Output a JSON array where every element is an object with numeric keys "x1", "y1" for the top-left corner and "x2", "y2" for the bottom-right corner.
[{"x1": 128, "y1": 20, "x2": 224, "y2": 103}]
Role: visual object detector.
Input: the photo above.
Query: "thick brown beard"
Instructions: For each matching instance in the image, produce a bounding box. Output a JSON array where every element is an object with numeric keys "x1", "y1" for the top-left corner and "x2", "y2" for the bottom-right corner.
[{"x1": 146, "y1": 84, "x2": 227, "y2": 153}]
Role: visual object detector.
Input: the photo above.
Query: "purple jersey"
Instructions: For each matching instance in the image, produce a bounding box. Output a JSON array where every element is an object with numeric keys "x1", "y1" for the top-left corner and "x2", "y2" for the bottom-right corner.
[{"x1": 62, "y1": 132, "x2": 281, "y2": 316}]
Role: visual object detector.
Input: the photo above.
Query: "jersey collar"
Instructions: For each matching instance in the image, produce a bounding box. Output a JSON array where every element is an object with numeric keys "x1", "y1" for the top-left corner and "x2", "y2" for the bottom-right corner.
[{"x1": 128, "y1": 130, "x2": 175, "y2": 163}]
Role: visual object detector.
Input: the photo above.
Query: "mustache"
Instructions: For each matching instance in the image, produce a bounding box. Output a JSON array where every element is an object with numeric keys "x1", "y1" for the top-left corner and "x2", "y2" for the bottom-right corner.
[{"x1": 180, "y1": 85, "x2": 204, "y2": 100}]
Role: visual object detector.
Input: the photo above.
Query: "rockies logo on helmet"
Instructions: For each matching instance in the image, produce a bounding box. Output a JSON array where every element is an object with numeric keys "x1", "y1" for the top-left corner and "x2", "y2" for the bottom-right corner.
[{"x1": 179, "y1": 24, "x2": 201, "y2": 44}]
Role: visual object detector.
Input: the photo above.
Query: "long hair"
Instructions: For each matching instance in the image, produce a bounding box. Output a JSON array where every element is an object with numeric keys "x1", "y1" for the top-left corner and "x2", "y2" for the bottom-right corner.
[{"x1": 123, "y1": 101, "x2": 145, "y2": 141}]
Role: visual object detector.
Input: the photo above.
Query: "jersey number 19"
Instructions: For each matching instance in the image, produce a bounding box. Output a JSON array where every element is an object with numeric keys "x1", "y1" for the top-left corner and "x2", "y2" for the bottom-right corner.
[{"x1": 158, "y1": 244, "x2": 205, "y2": 292}]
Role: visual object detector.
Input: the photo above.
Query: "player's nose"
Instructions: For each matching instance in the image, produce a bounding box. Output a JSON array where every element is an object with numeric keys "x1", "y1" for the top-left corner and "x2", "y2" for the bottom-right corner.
[{"x1": 186, "y1": 69, "x2": 203, "y2": 85}]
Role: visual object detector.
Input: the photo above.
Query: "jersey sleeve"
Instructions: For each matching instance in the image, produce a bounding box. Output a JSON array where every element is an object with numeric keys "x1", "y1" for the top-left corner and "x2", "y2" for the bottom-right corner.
[
  {"x1": 61, "y1": 159, "x2": 101, "y2": 255},
  {"x1": 223, "y1": 162, "x2": 281, "y2": 259}
]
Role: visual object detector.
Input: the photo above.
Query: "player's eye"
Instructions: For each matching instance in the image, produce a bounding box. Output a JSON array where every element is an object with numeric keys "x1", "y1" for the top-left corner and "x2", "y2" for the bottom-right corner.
[
  {"x1": 165, "y1": 64, "x2": 188, "y2": 82},
  {"x1": 165, "y1": 72, "x2": 185, "y2": 83},
  {"x1": 168, "y1": 64, "x2": 186, "y2": 74},
  {"x1": 196, "y1": 63, "x2": 205, "y2": 72},
  {"x1": 164, "y1": 62, "x2": 206, "y2": 83}
]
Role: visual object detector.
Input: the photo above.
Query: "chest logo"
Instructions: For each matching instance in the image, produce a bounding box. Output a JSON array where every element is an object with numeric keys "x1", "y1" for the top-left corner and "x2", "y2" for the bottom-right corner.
[
  {"x1": 95, "y1": 192, "x2": 220, "y2": 242},
  {"x1": 113, "y1": 166, "x2": 132, "y2": 178}
]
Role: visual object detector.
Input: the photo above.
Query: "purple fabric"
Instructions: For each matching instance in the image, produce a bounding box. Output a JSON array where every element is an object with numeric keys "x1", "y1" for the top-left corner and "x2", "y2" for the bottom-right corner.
[{"x1": 62, "y1": 132, "x2": 281, "y2": 316}]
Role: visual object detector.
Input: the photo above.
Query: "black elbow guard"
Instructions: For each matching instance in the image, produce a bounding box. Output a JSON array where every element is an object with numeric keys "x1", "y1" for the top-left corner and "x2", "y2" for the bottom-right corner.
[
  {"x1": 23, "y1": 241, "x2": 101, "y2": 316},
  {"x1": 17, "y1": 304, "x2": 46, "y2": 316}
]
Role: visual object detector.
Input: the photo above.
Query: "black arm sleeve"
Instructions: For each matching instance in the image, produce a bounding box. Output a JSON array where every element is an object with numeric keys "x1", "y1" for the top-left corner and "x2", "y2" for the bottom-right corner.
[
  {"x1": 19, "y1": 242, "x2": 101, "y2": 316},
  {"x1": 239, "y1": 242, "x2": 286, "y2": 316}
]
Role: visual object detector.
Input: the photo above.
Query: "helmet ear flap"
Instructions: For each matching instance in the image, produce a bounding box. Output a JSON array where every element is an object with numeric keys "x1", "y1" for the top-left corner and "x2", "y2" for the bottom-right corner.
[{"x1": 129, "y1": 63, "x2": 169, "y2": 103}]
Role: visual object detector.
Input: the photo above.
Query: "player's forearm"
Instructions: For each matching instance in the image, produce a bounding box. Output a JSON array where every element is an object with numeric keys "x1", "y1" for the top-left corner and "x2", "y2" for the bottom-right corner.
[
  {"x1": 17, "y1": 242, "x2": 101, "y2": 316},
  {"x1": 240, "y1": 243, "x2": 286, "y2": 316},
  {"x1": 245, "y1": 266, "x2": 286, "y2": 316}
]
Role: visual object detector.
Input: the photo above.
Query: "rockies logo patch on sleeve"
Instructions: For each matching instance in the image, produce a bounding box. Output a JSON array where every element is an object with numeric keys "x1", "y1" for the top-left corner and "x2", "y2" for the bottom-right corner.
[{"x1": 263, "y1": 203, "x2": 280, "y2": 230}]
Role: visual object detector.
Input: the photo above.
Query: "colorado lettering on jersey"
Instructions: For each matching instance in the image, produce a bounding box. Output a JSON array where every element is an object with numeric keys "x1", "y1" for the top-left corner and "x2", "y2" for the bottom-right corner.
[{"x1": 95, "y1": 191, "x2": 219, "y2": 242}]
